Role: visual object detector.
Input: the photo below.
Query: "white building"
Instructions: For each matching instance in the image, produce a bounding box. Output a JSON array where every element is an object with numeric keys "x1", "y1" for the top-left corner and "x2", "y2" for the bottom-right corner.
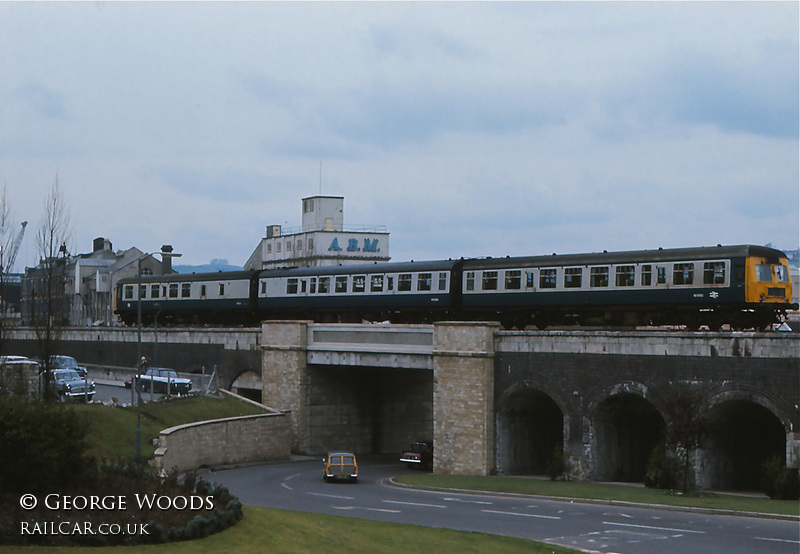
[{"x1": 244, "y1": 196, "x2": 390, "y2": 270}]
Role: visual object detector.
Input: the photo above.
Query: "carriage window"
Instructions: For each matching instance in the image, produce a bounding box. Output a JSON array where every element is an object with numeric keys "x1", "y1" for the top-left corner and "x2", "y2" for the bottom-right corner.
[
  {"x1": 641, "y1": 265, "x2": 652, "y2": 286},
  {"x1": 202, "y1": 285, "x2": 208, "y2": 297},
  {"x1": 310, "y1": 277, "x2": 317, "y2": 294},
  {"x1": 465, "y1": 272, "x2": 475, "y2": 291},
  {"x1": 318, "y1": 277, "x2": 330, "y2": 293},
  {"x1": 181, "y1": 283, "x2": 191, "y2": 297},
  {"x1": 564, "y1": 267, "x2": 582, "y2": 288},
  {"x1": 218, "y1": 283, "x2": 225, "y2": 296},
  {"x1": 703, "y1": 262, "x2": 726, "y2": 284},
  {"x1": 755, "y1": 264, "x2": 773, "y2": 282},
  {"x1": 657, "y1": 266, "x2": 667, "y2": 284},
  {"x1": 590, "y1": 267, "x2": 609, "y2": 287},
  {"x1": 335, "y1": 276, "x2": 348, "y2": 293},
  {"x1": 151, "y1": 284, "x2": 160, "y2": 298},
  {"x1": 482, "y1": 271, "x2": 498, "y2": 291},
  {"x1": 673, "y1": 263, "x2": 694, "y2": 285},
  {"x1": 140, "y1": 284, "x2": 147, "y2": 299},
  {"x1": 418, "y1": 273, "x2": 432, "y2": 291},
  {"x1": 438, "y1": 272, "x2": 448, "y2": 291},
  {"x1": 387, "y1": 276, "x2": 394, "y2": 291},
  {"x1": 505, "y1": 270, "x2": 521, "y2": 290},
  {"x1": 353, "y1": 275, "x2": 366, "y2": 293},
  {"x1": 124, "y1": 285, "x2": 134, "y2": 300},
  {"x1": 286, "y1": 278, "x2": 299, "y2": 294},
  {"x1": 169, "y1": 283, "x2": 179, "y2": 298},
  {"x1": 371, "y1": 275, "x2": 384, "y2": 292},
  {"x1": 539, "y1": 268, "x2": 557, "y2": 289},
  {"x1": 526, "y1": 271, "x2": 535, "y2": 288},
  {"x1": 398, "y1": 273, "x2": 412, "y2": 292},
  {"x1": 615, "y1": 266, "x2": 635, "y2": 287},
  {"x1": 259, "y1": 282, "x2": 266, "y2": 295},
  {"x1": 301, "y1": 280, "x2": 307, "y2": 293},
  {"x1": 776, "y1": 265, "x2": 790, "y2": 283}
]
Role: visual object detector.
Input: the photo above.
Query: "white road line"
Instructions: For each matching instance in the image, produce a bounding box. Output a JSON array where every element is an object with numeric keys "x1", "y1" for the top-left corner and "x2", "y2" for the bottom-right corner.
[
  {"x1": 754, "y1": 536, "x2": 800, "y2": 545},
  {"x1": 281, "y1": 482, "x2": 292, "y2": 491},
  {"x1": 383, "y1": 500, "x2": 447, "y2": 509},
  {"x1": 442, "y1": 497, "x2": 493, "y2": 505},
  {"x1": 482, "y1": 509, "x2": 560, "y2": 520},
  {"x1": 603, "y1": 521, "x2": 705, "y2": 534},
  {"x1": 333, "y1": 506, "x2": 401, "y2": 514},
  {"x1": 281, "y1": 473, "x2": 301, "y2": 491},
  {"x1": 307, "y1": 492, "x2": 355, "y2": 500}
]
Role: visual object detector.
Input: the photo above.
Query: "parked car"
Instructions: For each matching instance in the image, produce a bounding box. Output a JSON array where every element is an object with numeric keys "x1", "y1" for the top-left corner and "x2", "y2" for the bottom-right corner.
[
  {"x1": 0, "y1": 355, "x2": 33, "y2": 365},
  {"x1": 132, "y1": 367, "x2": 192, "y2": 396},
  {"x1": 399, "y1": 441, "x2": 433, "y2": 471},
  {"x1": 48, "y1": 355, "x2": 87, "y2": 377},
  {"x1": 44, "y1": 369, "x2": 95, "y2": 403},
  {"x1": 323, "y1": 451, "x2": 358, "y2": 483}
]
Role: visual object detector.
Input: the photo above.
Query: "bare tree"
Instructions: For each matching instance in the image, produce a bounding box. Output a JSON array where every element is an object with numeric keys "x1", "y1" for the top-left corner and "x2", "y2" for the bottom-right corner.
[
  {"x1": 660, "y1": 382, "x2": 711, "y2": 493},
  {"x1": 0, "y1": 186, "x2": 13, "y2": 356},
  {"x1": 32, "y1": 174, "x2": 71, "y2": 400}
]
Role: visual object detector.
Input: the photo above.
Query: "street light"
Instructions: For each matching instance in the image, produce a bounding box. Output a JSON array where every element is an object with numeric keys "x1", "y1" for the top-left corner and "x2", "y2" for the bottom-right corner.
[{"x1": 135, "y1": 247, "x2": 181, "y2": 463}]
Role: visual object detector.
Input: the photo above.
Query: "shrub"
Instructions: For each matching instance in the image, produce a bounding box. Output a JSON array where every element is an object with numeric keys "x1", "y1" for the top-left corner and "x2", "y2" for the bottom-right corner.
[
  {"x1": 762, "y1": 456, "x2": 800, "y2": 500},
  {"x1": 645, "y1": 444, "x2": 682, "y2": 490}
]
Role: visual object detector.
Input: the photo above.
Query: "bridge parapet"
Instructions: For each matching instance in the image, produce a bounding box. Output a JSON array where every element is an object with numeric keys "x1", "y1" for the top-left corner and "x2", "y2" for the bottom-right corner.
[{"x1": 306, "y1": 323, "x2": 434, "y2": 369}]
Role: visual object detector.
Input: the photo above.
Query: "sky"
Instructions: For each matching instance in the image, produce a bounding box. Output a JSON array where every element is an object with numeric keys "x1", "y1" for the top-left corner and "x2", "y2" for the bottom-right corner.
[{"x1": 1, "y1": 1, "x2": 798, "y2": 269}]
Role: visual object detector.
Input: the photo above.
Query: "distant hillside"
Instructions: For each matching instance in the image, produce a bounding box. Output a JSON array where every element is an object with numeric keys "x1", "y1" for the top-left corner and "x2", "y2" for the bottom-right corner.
[{"x1": 173, "y1": 259, "x2": 243, "y2": 274}]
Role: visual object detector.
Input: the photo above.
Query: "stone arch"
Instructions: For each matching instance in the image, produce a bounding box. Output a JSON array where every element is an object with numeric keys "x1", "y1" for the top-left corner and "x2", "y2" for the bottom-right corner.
[
  {"x1": 588, "y1": 381, "x2": 665, "y2": 483},
  {"x1": 495, "y1": 380, "x2": 568, "y2": 476},
  {"x1": 228, "y1": 368, "x2": 262, "y2": 403},
  {"x1": 698, "y1": 389, "x2": 791, "y2": 491}
]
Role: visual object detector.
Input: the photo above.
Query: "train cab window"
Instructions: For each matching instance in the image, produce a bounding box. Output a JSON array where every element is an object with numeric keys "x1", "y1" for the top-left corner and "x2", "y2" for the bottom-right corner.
[
  {"x1": 703, "y1": 262, "x2": 726, "y2": 285},
  {"x1": 219, "y1": 283, "x2": 225, "y2": 296},
  {"x1": 564, "y1": 268, "x2": 582, "y2": 288},
  {"x1": 590, "y1": 267, "x2": 609, "y2": 287},
  {"x1": 181, "y1": 283, "x2": 191, "y2": 298},
  {"x1": 353, "y1": 275, "x2": 366, "y2": 293},
  {"x1": 318, "y1": 277, "x2": 330, "y2": 293},
  {"x1": 673, "y1": 263, "x2": 694, "y2": 285},
  {"x1": 504, "y1": 270, "x2": 521, "y2": 290},
  {"x1": 465, "y1": 272, "x2": 475, "y2": 291},
  {"x1": 755, "y1": 264, "x2": 773, "y2": 282},
  {"x1": 335, "y1": 276, "x2": 348, "y2": 293},
  {"x1": 124, "y1": 285, "x2": 134, "y2": 300},
  {"x1": 310, "y1": 277, "x2": 317, "y2": 294},
  {"x1": 169, "y1": 283, "x2": 179, "y2": 298},
  {"x1": 641, "y1": 265, "x2": 652, "y2": 286},
  {"x1": 398, "y1": 274, "x2": 412, "y2": 292},
  {"x1": 151, "y1": 284, "x2": 160, "y2": 298},
  {"x1": 776, "y1": 265, "x2": 790, "y2": 283},
  {"x1": 438, "y1": 272, "x2": 448, "y2": 291},
  {"x1": 371, "y1": 275, "x2": 384, "y2": 292},
  {"x1": 482, "y1": 271, "x2": 498, "y2": 291},
  {"x1": 287, "y1": 278, "x2": 299, "y2": 294},
  {"x1": 657, "y1": 266, "x2": 667, "y2": 284},
  {"x1": 539, "y1": 269, "x2": 557, "y2": 289},
  {"x1": 418, "y1": 273, "x2": 432, "y2": 291},
  {"x1": 615, "y1": 266, "x2": 635, "y2": 287},
  {"x1": 526, "y1": 271, "x2": 535, "y2": 288}
]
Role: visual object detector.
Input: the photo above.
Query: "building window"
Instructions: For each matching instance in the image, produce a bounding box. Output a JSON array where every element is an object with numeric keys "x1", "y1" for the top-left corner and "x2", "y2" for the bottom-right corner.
[
  {"x1": 142, "y1": 268, "x2": 153, "y2": 276},
  {"x1": 151, "y1": 284, "x2": 160, "y2": 298},
  {"x1": 181, "y1": 283, "x2": 191, "y2": 297},
  {"x1": 703, "y1": 262, "x2": 726, "y2": 284},
  {"x1": 398, "y1": 274, "x2": 412, "y2": 292},
  {"x1": 371, "y1": 275, "x2": 384, "y2": 292},
  {"x1": 641, "y1": 265, "x2": 652, "y2": 286},
  {"x1": 590, "y1": 267, "x2": 609, "y2": 287},
  {"x1": 267, "y1": 244, "x2": 272, "y2": 254},
  {"x1": 335, "y1": 276, "x2": 348, "y2": 293},
  {"x1": 482, "y1": 271, "x2": 498, "y2": 291},
  {"x1": 504, "y1": 270, "x2": 521, "y2": 290},
  {"x1": 615, "y1": 266, "x2": 635, "y2": 287},
  {"x1": 673, "y1": 263, "x2": 694, "y2": 285},
  {"x1": 564, "y1": 267, "x2": 582, "y2": 288},
  {"x1": 539, "y1": 268, "x2": 557, "y2": 289},
  {"x1": 308, "y1": 238, "x2": 314, "y2": 251},
  {"x1": 277, "y1": 243, "x2": 281, "y2": 253}
]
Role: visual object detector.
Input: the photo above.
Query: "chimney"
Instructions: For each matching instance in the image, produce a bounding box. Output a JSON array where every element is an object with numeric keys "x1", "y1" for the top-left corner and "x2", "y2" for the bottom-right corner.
[
  {"x1": 93, "y1": 237, "x2": 112, "y2": 252},
  {"x1": 161, "y1": 245, "x2": 174, "y2": 273}
]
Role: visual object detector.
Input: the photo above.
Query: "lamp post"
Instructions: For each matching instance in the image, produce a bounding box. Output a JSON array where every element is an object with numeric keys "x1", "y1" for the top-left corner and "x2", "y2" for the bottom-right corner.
[{"x1": 135, "y1": 248, "x2": 181, "y2": 463}]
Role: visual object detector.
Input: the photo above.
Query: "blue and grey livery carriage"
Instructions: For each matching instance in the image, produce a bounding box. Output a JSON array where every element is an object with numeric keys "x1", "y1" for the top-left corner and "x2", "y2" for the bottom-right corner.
[{"x1": 115, "y1": 244, "x2": 795, "y2": 330}]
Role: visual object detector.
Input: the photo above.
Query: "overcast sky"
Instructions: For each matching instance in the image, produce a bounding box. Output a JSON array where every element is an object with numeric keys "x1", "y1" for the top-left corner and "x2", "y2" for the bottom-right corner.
[{"x1": 1, "y1": 1, "x2": 798, "y2": 268}]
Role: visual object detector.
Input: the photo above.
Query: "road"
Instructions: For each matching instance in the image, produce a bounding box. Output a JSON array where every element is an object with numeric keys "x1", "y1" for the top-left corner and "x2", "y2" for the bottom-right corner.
[{"x1": 207, "y1": 456, "x2": 799, "y2": 554}]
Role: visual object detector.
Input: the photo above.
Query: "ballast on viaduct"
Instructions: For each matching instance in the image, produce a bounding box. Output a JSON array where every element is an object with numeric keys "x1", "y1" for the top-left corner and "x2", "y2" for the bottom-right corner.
[{"x1": 8, "y1": 323, "x2": 798, "y2": 490}]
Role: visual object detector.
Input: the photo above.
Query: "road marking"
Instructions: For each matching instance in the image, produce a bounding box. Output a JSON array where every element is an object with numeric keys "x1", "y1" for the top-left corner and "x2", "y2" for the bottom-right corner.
[
  {"x1": 307, "y1": 492, "x2": 355, "y2": 500},
  {"x1": 754, "y1": 536, "x2": 800, "y2": 545},
  {"x1": 383, "y1": 500, "x2": 447, "y2": 509},
  {"x1": 442, "y1": 497, "x2": 493, "y2": 505},
  {"x1": 281, "y1": 473, "x2": 301, "y2": 491},
  {"x1": 603, "y1": 521, "x2": 705, "y2": 534},
  {"x1": 333, "y1": 506, "x2": 401, "y2": 514},
  {"x1": 281, "y1": 483, "x2": 292, "y2": 491},
  {"x1": 482, "y1": 509, "x2": 560, "y2": 520}
]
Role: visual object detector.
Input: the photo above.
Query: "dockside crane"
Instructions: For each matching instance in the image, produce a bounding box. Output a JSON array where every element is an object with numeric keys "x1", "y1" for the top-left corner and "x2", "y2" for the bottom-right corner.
[{"x1": 4, "y1": 221, "x2": 27, "y2": 272}]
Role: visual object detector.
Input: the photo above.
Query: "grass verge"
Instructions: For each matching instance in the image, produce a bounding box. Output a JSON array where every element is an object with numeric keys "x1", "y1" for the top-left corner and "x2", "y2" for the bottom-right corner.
[
  {"x1": 0, "y1": 505, "x2": 577, "y2": 553},
  {"x1": 394, "y1": 474, "x2": 800, "y2": 517}
]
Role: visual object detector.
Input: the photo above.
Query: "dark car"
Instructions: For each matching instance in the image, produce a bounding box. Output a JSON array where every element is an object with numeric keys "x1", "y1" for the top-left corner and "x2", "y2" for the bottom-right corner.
[
  {"x1": 323, "y1": 452, "x2": 358, "y2": 483},
  {"x1": 400, "y1": 441, "x2": 433, "y2": 470},
  {"x1": 45, "y1": 369, "x2": 95, "y2": 403},
  {"x1": 48, "y1": 355, "x2": 87, "y2": 377},
  {"x1": 132, "y1": 367, "x2": 192, "y2": 396}
]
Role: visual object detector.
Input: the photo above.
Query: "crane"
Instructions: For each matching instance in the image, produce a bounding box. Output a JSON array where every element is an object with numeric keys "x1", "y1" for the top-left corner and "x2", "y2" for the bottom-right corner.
[{"x1": 5, "y1": 221, "x2": 26, "y2": 273}]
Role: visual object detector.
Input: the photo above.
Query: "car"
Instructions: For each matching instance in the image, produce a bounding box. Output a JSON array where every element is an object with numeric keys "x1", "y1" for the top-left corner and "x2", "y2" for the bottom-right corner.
[
  {"x1": 132, "y1": 367, "x2": 192, "y2": 396},
  {"x1": 44, "y1": 369, "x2": 95, "y2": 403},
  {"x1": 0, "y1": 356, "x2": 34, "y2": 365},
  {"x1": 323, "y1": 451, "x2": 358, "y2": 483},
  {"x1": 400, "y1": 441, "x2": 433, "y2": 470},
  {"x1": 48, "y1": 355, "x2": 87, "y2": 377}
]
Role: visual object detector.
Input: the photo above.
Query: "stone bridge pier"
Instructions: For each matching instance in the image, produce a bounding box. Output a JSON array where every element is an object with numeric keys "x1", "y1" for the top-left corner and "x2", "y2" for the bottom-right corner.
[{"x1": 260, "y1": 321, "x2": 798, "y2": 491}]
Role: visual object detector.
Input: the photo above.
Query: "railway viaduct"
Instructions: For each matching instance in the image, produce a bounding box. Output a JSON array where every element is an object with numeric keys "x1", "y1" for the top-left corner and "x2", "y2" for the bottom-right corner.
[{"x1": 6, "y1": 323, "x2": 798, "y2": 490}]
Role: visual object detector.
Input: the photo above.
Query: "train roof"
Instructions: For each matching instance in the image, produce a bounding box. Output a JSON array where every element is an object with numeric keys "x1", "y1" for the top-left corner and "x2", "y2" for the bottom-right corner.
[
  {"x1": 259, "y1": 259, "x2": 459, "y2": 278},
  {"x1": 460, "y1": 245, "x2": 789, "y2": 270},
  {"x1": 117, "y1": 270, "x2": 258, "y2": 285}
]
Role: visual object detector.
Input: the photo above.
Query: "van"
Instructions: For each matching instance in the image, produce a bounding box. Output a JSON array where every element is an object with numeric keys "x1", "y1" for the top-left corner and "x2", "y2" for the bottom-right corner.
[{"x1": 323, "y1": 451, "x2": 358, "y2": 483}]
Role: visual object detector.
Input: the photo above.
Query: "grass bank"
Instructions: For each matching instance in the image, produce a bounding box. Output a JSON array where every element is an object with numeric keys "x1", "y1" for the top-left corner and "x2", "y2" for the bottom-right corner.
[
  {"x1": 1, "y1": 505, "x2": 577, "y2": 554},
  {"x1": 394, "y1": 474, "x2": 800, "y2": 517}
]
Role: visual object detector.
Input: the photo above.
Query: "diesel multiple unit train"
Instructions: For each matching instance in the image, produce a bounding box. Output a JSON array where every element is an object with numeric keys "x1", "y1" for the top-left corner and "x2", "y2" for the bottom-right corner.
[{"x1": 115, "y1": 244, "x2": 796, "y2": 330}]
